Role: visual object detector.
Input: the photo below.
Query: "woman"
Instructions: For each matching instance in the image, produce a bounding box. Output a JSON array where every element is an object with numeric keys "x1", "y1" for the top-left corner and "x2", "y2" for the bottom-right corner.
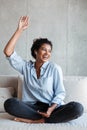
[{"x1": 4, "y1": 16, "x2": 84, "y2": 123}]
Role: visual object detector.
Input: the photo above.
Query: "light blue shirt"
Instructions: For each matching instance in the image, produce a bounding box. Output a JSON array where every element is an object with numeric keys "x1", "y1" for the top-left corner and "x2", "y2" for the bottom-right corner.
[{"x1": 7, "y1": 51, "x2": 66, "y2": 107}]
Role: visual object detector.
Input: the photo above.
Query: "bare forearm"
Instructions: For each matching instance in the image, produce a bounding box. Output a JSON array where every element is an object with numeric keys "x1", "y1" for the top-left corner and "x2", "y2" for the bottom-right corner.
[
  {"x1": 47, "y1": 103, "x2": 58, "y2": 114},
  {"x1": 4, "y1": 28, "x2": 23, "y2": 57},
  {"x1": 4, "y1": 16, "x2": 29, "y2": 57}
]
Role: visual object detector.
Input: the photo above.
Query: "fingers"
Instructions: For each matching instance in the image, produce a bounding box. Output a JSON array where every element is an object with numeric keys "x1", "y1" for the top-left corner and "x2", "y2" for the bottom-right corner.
[
  {"x1": 38, "y1": 111, "x2": 50, "y2": 118},
  {"x1": 20, "y1": 16, "x2": 29, "y2": 25},
  {"x1": 20, "y1": 16, "x2": 29, "y2": 22},
  {"x1": 18, "y1": 16, "x2": 29, "y2": 30}
]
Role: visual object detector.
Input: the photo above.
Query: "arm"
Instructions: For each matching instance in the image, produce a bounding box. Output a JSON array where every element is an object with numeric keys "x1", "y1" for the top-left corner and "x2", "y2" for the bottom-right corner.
[
  {"x1": 51, "y1": 65, "x2": 66, "y2": 104},
  {"x1": 4, "y1": 16, "x2": 29, "y2": 57},
  {"x1": 38, "y1": 65, "x2": 65, "y2": 118}
]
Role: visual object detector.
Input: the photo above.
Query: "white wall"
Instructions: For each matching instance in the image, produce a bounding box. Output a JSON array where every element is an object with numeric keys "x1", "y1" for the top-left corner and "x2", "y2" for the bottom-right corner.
[{"x1": 0, "y1": 0, "x2": 87, "y2": 76}]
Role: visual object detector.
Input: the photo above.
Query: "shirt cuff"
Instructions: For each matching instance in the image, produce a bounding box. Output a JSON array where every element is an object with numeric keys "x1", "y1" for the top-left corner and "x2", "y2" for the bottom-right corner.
[{"x1": 6, "y1": 51, "x2": 17, "y2": 60}]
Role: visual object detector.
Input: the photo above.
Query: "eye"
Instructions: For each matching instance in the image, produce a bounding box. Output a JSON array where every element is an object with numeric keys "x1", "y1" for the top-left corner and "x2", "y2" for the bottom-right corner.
[
  {"x1": 41, "y1": 48, "x2": 51, "y2": 53},
  {"x1": 49, "y1": 49, "x2": 52, "y2": 53},
  {"x1": 41, "y1": 47, "x2": 46, "y2": 51}
]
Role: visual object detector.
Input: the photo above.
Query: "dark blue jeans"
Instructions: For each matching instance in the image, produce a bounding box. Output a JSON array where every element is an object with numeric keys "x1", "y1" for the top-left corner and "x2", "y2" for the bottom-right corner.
[{"x1": 4, "y1": 98, "x2": 84, "y2": 123}]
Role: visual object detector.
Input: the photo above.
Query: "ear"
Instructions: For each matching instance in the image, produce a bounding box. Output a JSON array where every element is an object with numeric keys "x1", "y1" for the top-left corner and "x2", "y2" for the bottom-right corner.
[{"x1": 34, "y1": 50, "x2": 37, "y2": 55}]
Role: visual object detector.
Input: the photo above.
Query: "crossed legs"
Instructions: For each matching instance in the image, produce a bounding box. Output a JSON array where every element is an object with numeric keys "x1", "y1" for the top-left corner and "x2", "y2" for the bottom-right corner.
[{"x1": 4, "y1": 98, "x2": 84, "y2": 123}]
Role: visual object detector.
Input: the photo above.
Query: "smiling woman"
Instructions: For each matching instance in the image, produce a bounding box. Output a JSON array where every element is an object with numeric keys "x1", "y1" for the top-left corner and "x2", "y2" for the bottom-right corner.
[
  {"x1": 31, "y1": 39, "x2": 52, "y2": 78},
  {"x1": 3, "y1": 16, "x2": 84, "y2": 123}
]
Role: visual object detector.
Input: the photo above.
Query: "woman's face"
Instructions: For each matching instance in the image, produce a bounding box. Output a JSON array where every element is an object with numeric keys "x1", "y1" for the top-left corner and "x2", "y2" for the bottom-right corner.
[{"x1": 35, "y1": 43, "x2": 52, "y2": 63}]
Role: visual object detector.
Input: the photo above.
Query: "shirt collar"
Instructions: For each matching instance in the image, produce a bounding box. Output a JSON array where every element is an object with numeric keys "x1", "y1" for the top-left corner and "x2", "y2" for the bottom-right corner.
[
  {"x1": 41, "y1": 61, "x2": 49, "y2": 69},
  {"x1": 31, "y1": 60, "x2": 49, "y2": 70}
]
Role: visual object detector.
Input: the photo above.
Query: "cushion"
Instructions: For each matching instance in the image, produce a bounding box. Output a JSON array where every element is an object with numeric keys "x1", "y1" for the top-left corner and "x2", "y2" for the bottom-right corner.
[
  {"x1": 0, "y1": 87, "x2": 15, "y2": 112},
  {"x1": 64, "y1": 76, "x2": 87, "y2": 112}
]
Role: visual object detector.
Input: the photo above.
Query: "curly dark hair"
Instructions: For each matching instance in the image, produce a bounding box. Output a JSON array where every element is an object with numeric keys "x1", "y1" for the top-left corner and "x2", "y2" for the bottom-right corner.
[{"x1": 31, "y1": 38, "x2": 53, "y2": 59}]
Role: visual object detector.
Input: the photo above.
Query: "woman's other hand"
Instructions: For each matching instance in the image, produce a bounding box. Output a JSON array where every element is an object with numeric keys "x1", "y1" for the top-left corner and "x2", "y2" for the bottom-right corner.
[
  {"x1": 38, "y1": 107, "x2": 53, "y2": 118},
  {"x1": 38, "y1": 103, "x2": 57, "y2": 118},
  {"x1": 38, "y1": 111, "x2": 51, "y2": 118}
]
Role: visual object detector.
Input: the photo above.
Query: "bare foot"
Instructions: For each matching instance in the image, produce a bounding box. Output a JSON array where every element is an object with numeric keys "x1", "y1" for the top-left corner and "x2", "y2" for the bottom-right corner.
[{"x1": 14, "y1": 117, "x2": 45, "y2": 123}]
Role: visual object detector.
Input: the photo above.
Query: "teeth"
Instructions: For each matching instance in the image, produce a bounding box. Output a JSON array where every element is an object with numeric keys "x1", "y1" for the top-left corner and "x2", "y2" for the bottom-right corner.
[
  {"x1": 44, "y1": 56, "x2": 48, "y2": 58},
  {"x1": 44, "y1": 57, "x2": 48, "y2": 58}
]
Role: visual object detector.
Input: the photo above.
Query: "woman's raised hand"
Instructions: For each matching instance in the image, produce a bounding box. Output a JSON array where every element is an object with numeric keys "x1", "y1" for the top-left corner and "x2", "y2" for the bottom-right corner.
[
  {"x1": 4, "y1": 16, "x2": 29, "y2": 57},
  {"x1": 18, "y1": 16, "x2": 29, "y2": 31}
]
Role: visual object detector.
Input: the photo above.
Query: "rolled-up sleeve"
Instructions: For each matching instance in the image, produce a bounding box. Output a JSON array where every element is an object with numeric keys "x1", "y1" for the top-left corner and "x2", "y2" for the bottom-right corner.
[
  {"x1": 7, "y1": 51, "x2": 26, "y2": 74},
  {"x1": 51, "y1": 65, "x2": 66, "y2": 105}
]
